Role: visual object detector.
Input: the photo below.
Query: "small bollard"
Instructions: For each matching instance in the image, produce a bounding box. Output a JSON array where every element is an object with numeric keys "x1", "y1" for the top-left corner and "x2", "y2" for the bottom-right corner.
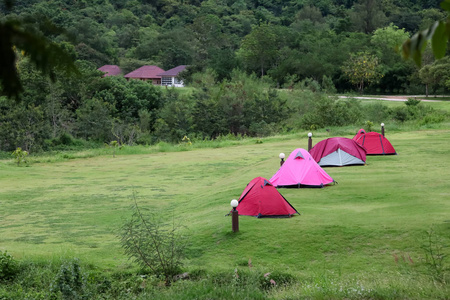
[
  {"x1": 308, "y1": 132, "x2": 313, "y2": 151},
  {"x1": 279, "y1": 153, "x2": 285, "y2": 167},
  {"x1": 230, "y1": 199, "x2": 239, "y2": 232}
]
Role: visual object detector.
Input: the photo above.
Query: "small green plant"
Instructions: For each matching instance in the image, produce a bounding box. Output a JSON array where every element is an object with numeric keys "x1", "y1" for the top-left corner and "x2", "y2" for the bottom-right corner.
[
  {"x1": 0, "y1": 250, "x2": 19, "y2": 281},
  {"x1": 365, "y1": 120, "x2": 374, "y2": 132},
  {"x1": 50, "y1": 259, "x2": 89, "y2": 300},
  {"x1": 106, "y1": 140, "x2": 121, "y2": 158},
  {"x1": 11, "y1": 147, "x2": 28, "y2": 166},
  {"x1": 422, "y1": 227, "x2": 448, "y2": 283},
  {"x1": 120, "y1": 194, "x2": 188, "y2": 285},
  {"x1": 182, "y1": 135, "x2": 192, "y2": 146}
]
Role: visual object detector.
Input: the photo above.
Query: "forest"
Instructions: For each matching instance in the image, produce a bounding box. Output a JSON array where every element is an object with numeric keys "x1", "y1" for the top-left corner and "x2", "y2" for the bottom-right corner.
[{"x1": 0, "y1": 0, "x2": 449, "y2": 153}]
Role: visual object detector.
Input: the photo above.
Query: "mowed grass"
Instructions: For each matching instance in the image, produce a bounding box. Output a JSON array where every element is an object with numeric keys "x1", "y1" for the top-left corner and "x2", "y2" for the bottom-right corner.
[{"x1": 1, "y1": 129, "x2": 449, "y2": 296}]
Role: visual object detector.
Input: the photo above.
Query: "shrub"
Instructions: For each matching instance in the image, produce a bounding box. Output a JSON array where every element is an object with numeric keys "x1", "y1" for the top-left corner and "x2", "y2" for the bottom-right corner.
[
  {"x1": 300, "y1": 96, "x2": 363, "y2": 129},
  {"x1": 405, "y1": 98, "x2": 421, "y2": 106},
  {"x1": 363, "y1": 103, "x2": 392, "y2": 123},
  {"x1": 393, "y1": 106, "x2": 409, "y2": 122},
  {"x1": 58, "y1": 133, "x2": 75, "y2": 146},
  {"x1": 365, "y1": 120, "x2": 374, "y2": 132},
  {"x1": 50, "y1": 259, "x2": 90, "y2": 300},
  {"x1": 11, "y1": 147, "x2": 28, "y2": 166},
  {"x1": 419, "y1": 112, "x2": 447, "y2": 125},
  {"x1": 120, "y1": 195, "x2": 188, "y2": 285},
  {"x1": 321, "y1": 75, "x2": 337, "y2": 94},
  {"x1": 0, "y1": 250, "x2": 19, "y2": 281}
]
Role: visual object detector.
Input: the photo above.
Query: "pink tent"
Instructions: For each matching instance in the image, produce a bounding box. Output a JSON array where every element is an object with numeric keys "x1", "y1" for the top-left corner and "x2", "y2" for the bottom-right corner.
[{"x1": 270, "y1": 148, "x2": 335, "y2": 188}]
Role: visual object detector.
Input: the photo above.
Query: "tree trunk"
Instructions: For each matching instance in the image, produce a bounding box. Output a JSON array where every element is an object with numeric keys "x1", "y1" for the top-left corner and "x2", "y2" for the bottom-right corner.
[{"x1": 425, "y1": 84, "x2": 428, "y2": 97}]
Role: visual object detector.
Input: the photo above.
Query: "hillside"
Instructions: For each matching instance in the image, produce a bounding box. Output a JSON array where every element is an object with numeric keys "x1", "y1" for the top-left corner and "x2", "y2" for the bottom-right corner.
[{"x1": 1, "y1": 0, "x2": 447, "y2": 88}]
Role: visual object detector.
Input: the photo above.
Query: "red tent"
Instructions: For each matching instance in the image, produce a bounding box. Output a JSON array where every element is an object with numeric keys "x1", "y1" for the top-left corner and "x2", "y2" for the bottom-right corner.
[
  {"x1": 310, "y1": 137, "x2": 367, "y2": 167},
  {"x1": 353, "y1": 128, "x2": 366, "y2": 141},
  {"x1": 236, "y1": 177, "x2": 299, "y2": 218},
  {"x1": 353, "y1": 129, "x2": 397, "y2": 155}
]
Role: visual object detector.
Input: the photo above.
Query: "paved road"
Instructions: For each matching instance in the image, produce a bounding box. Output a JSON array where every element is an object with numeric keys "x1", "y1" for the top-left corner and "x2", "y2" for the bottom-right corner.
[{"x1": 338, "y1": 95, "x2": 443, "y2": 102}]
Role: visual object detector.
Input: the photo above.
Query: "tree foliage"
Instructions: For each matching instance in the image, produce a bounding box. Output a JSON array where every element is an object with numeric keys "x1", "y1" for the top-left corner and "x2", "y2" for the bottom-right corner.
[
  {"x1": 402, "y1": 0, "x2": 450, "y2": 66},
  {"x1": 342, "y1": 51, "x2": 383, "y2": 94},
  {"x1": 0, "y1": 3, "x2": 78, "y2": 99},
  {"x1": 238, "y1": 23, "x2": 278, "y2": 77}
]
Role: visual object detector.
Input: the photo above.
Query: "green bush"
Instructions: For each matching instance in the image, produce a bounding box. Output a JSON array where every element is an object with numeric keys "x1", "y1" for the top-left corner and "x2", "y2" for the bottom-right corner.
[
  {"x1": 393, "y1": 106, "x2": 409, "y2": 122},
  {"x1": 363, "y1": 103, "x2": 392, "y2": 123},
  {"x1": 50, "y1": 259, "x2": 90, "y2": 300},
  {"x1": 300, "y1": 96, "x2": 363, "y2": 129},
  {"x1": 405, "y1": 98, "x2": 421, "y2": 106},
  {"x1": 11, "y1": 147, "x2": 28, "y2": 166},
  {"x1": 0, "y1": 251, "x2": 19, "y2": 281},
  {"x1": 419, "y1": 112, "x2": 447, "y2": 125}
]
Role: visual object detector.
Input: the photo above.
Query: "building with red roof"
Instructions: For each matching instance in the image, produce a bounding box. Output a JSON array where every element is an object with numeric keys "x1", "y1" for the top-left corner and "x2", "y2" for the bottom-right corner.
[
  {"x1": 158, "y1": 65, "x2": 187, "y2": 87},
  {"x1": 124, "y1": 65, "x2": 165, "y2": 85},
  {"x1": 98, "y1": 65, "x2": 122, "y2": 77}
]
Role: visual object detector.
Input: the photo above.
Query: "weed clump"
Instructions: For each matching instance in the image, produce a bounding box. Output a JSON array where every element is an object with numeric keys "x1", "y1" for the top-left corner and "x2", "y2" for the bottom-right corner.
[
  {"x1": 0, "y1": 250, "x2": 19, "y2": 281},
  {"x1": 50, "y1": 259, "x2": 89, "y2": 300}
]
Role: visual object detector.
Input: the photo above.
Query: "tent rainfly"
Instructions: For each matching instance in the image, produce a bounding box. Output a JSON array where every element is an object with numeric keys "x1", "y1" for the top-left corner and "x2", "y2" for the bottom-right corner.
[
  {"x1": 235, "y1": 177, "x2": 299, "y2": 218},
  {"x1": 270, "y1": 148, "x2": 335, "y2": 188},
  {"x1": 353, "y1": 129, "x2": 397, "y2": 155},
  {"x1": 310, "y1": 137, "x2": 367, "y2": 167}
]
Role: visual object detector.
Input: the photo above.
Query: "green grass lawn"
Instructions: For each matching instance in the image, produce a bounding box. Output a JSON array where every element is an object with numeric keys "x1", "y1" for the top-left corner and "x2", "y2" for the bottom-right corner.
[{"x1": 1, "y1": 129, "x2": 449, "y2": 298}]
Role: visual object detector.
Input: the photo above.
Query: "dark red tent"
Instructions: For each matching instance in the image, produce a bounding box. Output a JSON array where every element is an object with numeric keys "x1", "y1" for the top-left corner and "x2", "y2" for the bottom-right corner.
[
  {"x1": 236, "y1": 177, "x2": 299, "y2": 218},
  {"x1": 353, "y1": 130, "x2": 397, "y2": 155},
  {"x1": 310, "y1": 137, "x2": 367, "y2": 166}
]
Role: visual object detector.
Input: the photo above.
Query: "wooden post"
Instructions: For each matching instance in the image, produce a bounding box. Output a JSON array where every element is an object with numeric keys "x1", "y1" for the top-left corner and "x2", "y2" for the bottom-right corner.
[{"x1": 232, "y1": 209, "x2": 239, "y2": 232}]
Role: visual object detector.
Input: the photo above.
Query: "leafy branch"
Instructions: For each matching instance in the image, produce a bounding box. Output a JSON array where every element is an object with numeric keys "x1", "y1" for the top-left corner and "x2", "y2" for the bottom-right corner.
[{"x1": 402, "y1": 0, "x2": 450, "y2": 66}]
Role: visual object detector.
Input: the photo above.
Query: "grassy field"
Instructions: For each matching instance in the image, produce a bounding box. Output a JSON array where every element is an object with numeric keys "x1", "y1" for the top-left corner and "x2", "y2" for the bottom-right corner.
[{"x1": 1, "y1": 127, "x2": 449, "y2": 298}]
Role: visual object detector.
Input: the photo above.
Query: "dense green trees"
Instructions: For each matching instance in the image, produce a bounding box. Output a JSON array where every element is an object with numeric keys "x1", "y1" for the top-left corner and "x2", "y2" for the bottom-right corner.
[
  {"x1": 2, "y1": 0, "x2": 448, "y2": 93},
  {"x1": 0, "y1": 0, "x2": 449, "y2": 152}
]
